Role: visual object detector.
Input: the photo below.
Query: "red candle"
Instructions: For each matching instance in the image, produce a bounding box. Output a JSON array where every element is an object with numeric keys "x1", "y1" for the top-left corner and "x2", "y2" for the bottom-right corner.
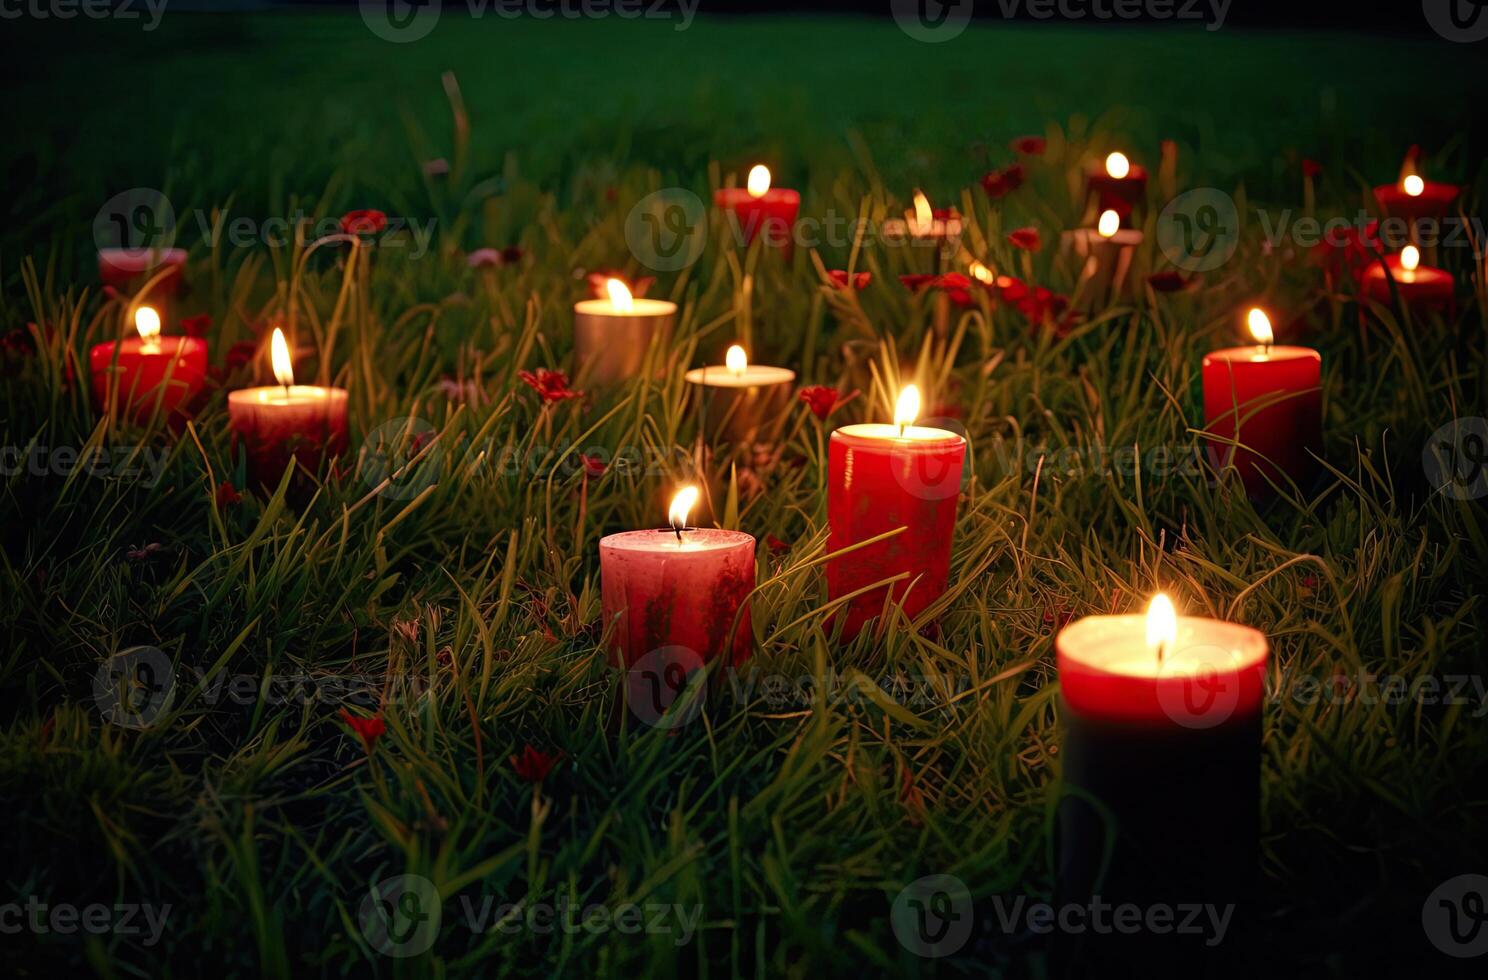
[
  {"x1": 600, "y1": 486, "x2": 755, "y2": 668},
  {"x1": 1086, "y1": 152, "x2": 1147, "y2": 218},
  {"x1": 98, "y1": 247, "x2": 187, "y2": 295},
  {"x1": 880, "y1": 190, "x2": 962, "y2": 246},
  {"x1": 827, "y1": 385, "x2": 965, "y2": 640},
  {"x1": 89, "y1": 306, "x2": 208, "y2": 423},
  {"x1": 1372, "y1": 171, "x2": 1459, "y2": 226},
  {"x1": 713, "y1": 165, "x2": 799, "y2": 251},
  {"x1": 1359, "y1": 245, "x2": 1455, "y2": 316},
  {"x1": 1202, "y1": 309, "x2": 1322, "y2": 494},
  {"x1": 226, "y1": 328, "x2": 349, "y2": 488}
]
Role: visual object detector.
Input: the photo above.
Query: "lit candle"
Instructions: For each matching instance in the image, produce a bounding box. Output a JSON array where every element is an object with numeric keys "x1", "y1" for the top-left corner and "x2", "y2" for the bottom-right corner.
[
  {"x1": 1373, "y1": 159, "x2": 1460, "y2": 227},
  {"x1": 572, "y1": 278, "x2": 678, "y2": 387},
  {"x1": 683, "y1": 343, "x2": 797, "y2": 448},
  {"x1": 88, "y1": 305, "x2": 208, "y2": 423},
  {"x1": 713, "y1": 164, "x2": 801, "y2": 252},
  {"x1": 226, "y1": 327, "x2": 350, "y2": 488},
  {"x1": 600, "y1": 485, "x2": 756, "y2": 668},
  {"x1": 882, "y1": 190, "x2": 962, "y2": 245},
  {"x1": 1086, "y1": 151, "x2": 1148, "y2": 217},
  {"x1": 1201, "y1": 308, "x2": 1322, "y2": 494},
  {"x1": 1066, "y1": 208, "x2": 1142, "y2": 305},
  {"x1": 1359, "y1": 244, "x2": 1455, "y2": 317},
  {"x1": 827, "y1": 385, "x2": 966, "y2": 640},
  {"x1": 1057, "y1": 593, "x2": 1269, "y2": 921}
]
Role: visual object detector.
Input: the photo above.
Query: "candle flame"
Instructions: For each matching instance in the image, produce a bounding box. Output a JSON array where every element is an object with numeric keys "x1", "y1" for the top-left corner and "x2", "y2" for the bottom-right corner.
[
  {"x1": 894, "y1": 385, "x2": 921, "y2": 431},
  {"x1": 725, "y1": 344, "x2": 748, "y2": 375},
  {"x1": 1105, "y1": 152, "x2": 1131, "y2": 180},
  {"x1": 969, "y1": 260, "x2": 995, "y2": 284},
  {"x1": 912, "y1": 190, "x2": 932, "y2": 233},
  {"x1": 605, "y1": 277, "x2": 635, "y2": 313},
  {"x1": 1146, "y1": 593, "x2": 1178, "y2": 663},
  {"x1": 1246, "y1": 308, "x2": 1274, "y2": 347},
  {"x1": 1402, "y1": 173, "x2": 1424, "y2": 198},
  {"x1": 1097, "y1": 209, "x2": 1120, "y2": 238},
  {"x1": 270, "y1": 327, "x2": 295, "y2": 387},
  {"x1": 668, "y1": 486, "x2": 699, "y2": 532},
  {"x1": 747, "y1": 165, "x2": 771, "y2": 199},
  {"x1": 134, "y1": 306, "x2": 161, "y2": 346},
  {"x1": 1401, "y1": 245, "x2": 1421, "y2": 272}
]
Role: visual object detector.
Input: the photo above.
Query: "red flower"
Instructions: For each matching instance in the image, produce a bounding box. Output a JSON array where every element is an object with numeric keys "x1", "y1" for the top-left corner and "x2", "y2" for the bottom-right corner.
[
  {"x1": 500, "y1": 245, "x2": 525, "y2": 265},
  {"x1": 999, "y1": 276, "x2": 1076, "y2": 334},
  {"x1": 1010, "y1": 136, "x2": 1046, "y2": 156},
  {"x1": 339, "y1": 708, "x2": 386, "y2": 754},
  {"x1": 765, "y1": 533, "x2": 789, "y2": 554},
  {"x1": 340, "y1": 209, "x2": 388, "y2": 236},
  {"x1": 585, "y1": 272, "x2": 653, "y2": 299},
  {"x1": 980, "y1": 163, "x2": 1025, "y2": 199},
  {"x1": 798, "y1": 385, "x2": 841, "y2": 421},
  {"x1": 518, "y1": 368, "x2": 582, "y2": 404},
  {"x1": 215, "y1": 481, "x2": 242, "y2": 510},
  {"x1": 1146, "y1": 270, "x2": 1194, "y2": 293},
  {"x1": 580, "y1": 454, "x2": 607, "y2": 480},
  {"x1": 1302, "y1": 158, "x2": 1322, "y2": 178},
  {"x1": 226, "y1": 341, "x2": 258, "y2": 372},
  {"x1": 511, "y1": 744, "x2": 561, "y2": 783},
  {"x1": 1310, "y1": 220, "x2": 1382, "y2": 284},
  {"x1": 899, "y1": 272, "x2": 978, "y2": 309},
  {"x1": 826, "y1": 270, "x2": 872, "y2": 290},
  {"x1": 181, "y1": 314, "x2": 212, "y2": 338},
  {"x1": 1007, "y1": 227, "x2": 1042, "y2": 252}
]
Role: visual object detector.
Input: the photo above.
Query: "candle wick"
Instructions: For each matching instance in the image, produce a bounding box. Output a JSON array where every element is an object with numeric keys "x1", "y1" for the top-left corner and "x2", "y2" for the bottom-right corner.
[
  {"x1": 898, "y1": 421, "x2": 907, "y2": 438},
  {"x1": 673, "y1": 523, "x2": 683, "y2": 543},
  {"x1": 1156, "y1": 641, "x2": 1166, "y2": 668}
]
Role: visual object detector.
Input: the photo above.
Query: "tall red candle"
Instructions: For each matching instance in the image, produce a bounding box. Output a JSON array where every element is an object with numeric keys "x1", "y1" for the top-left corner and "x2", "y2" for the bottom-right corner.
[
  {"x1": 600, "y1": 487, "x2": 755, "y2": 668},
  {"x1": 98, "y1": 247, "x2": 187, "y2": 295},
  {"x1": 226, "y1": 328, "x2": 349, "y2": 487},
  {"x1": 1202, "y1": 309, "x2": 1322, "y2": 494},
  {"x1": 1372, "y1": 171, "x2": 1459, "y2": 227},
  {"x1": 713, "y1": 165, "x2": 799, "y2": 251},
  {"x1": 89, "y1": 306, "x2": 207, "y2": 423},
  {"x1": 827, "y1": 385, "x2": 965, "y2": 640},
  {"x1": 1086, "y1": 152, "x2": 1147, "y2": 219},
  {"x1": 1359, "y1": 246, "x2": 1455, "y2": 317}
]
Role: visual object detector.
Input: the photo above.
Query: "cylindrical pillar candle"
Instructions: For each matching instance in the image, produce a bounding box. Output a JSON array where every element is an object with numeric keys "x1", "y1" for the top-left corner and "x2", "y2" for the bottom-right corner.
[
  {"x1": 1201, "y1": 309, "x2": 1322, "y2": 494},
  {"x1": 880, "y1": 191, "x2": 962, "y2": 249},
  {"x1": 1372, "y1": 171, "x2": 1459, "y2": 228},
  {"x1": 226, "y1": 328, "x2": 349, "y2": 488},
  {"x1": 827, "y1": 385, "x2": 965, "y2": 640},
  {"x1": 573, "y1": 278, "x2": 677, "y2": 387},
  {"x1": 1359, "y1": 246, "x2": 1455, "y2": 318},
  {"x1": 98, "y1": 247, "x2": 188, "y2": 295},
  {"x1": 1086, "y1": 152, "x2": 1147, "y2": 219},
  {"x1": 89, "y1": 306, "x2": 208, "y2": 423},
  {"x1": 1057, "y1": 595, "x2": 1268, "y2": 967},
  {"x1": 683, "y1": 345, "x2": 796, "y2": 449},
  {"x1": 713, "y1": 165, "x2": 800, "y2": 252},
  {"x1": 1067, "y1": 210, "x2": 1142, "y2": 308},
  {"x1": 600, "y1": 487, "x2": 755, "y2": 668}
]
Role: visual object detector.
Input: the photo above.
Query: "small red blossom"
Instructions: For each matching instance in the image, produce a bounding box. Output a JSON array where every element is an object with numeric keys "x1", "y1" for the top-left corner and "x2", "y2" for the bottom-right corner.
[
  {"x1": 1146, "y1": 270, "x2": 1194, "y2": 293},
  {"x1": 215, "y1": 481, "x2": 242, "y2": 510},
  {"x1": 980, "y1": 163, "x2": 1025, "y2": 199},
  {"x1": 511, "y1": 744, "x2": 561, "y2": 783},
  {"x1": 765, "y1": 534, "x2": 790, "y2": 554},
  {"x1": 1010, "y1": 135, "x2": 1047, "y2": 156},
  {"x1": 518, "y1": 368, "x2": 582, "y2": 404},
  {"x1": 999, "y1": 276, "x2": 1077, "y2": 335},
  {"x1": 126, "y1": 542, "x2": 163, "y2": 562},
  {"x1": 181, "y1": 314, "x2": 212, "y2": 338},
  {"x1": 580, "y1": 454, "x2": 607, "y2": 480},
  {"x1": 225, "y1": 341, "x2": 258, "y2": 372},
  {"x1": 799, "y1": 385, "x2": 842, "y2": 421},
  {"x1": 500, "y1": 245, "x2": 525, "y2": 265},
  {"x1": 340, "y1": 209, "x2": 388, "y2": 236},
  {"x1": 1007, "y1": 227, "x2": 1042, "y2": 252},
  {"x1": 339, "y1": 708, "x2": 386, "y2": 754},
  {"x1": 1302, "y1": 159, "x2": 1322, "y2": 179},
  {"x1": 900, "y1": 272, "x2": 978, "y2": 309},
  {"x1": 1042, "y1": 603, "x2": 1074, "y2": 633},
  {"x1": 585, "y1": 272, "x2": 653, "y2": 299},
  {"x1": 826, "y1": 270, "x2": 872, "y2": 290}
]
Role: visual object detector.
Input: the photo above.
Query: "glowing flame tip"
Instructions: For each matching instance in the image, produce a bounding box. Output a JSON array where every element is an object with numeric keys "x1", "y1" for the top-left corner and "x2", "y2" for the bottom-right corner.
[
  {"x1": 1097, "y1": 209, "x2": 1120, "y2": 238},
  {"x1": 668, "y1": 486, "x2": 699, "y2": 531},
  {"x1": 1105, "y1": 152, "x2": 1131, "y2": 180},
  {"x1": 1246, "y1": 308, "x2": 1274, "y2": 347},
  {"x1": 1403, "y1": 173, "x2": 1425, "y2": 197},
  {"x1": 270, "y1": 327, "x2": 295, "y2": 387},
  {"x1": 725, "y1": 344, "x2": 747, "y2": 375},
  {"x1": 605, "y1": 278, "x2": 635, "y2": 313},
  {"x1": 1146, "y1": 593, "x2": 1178, "y2": 660},
  {"x1": 133, "y1": 306, "x2": 161, "y2": 345},
  {"x1": 747, "y1": 165, "x2": 771, "y2": 198},
  {"x1": 893, "y1": 384, "x2": 921, "y2": 431},
  {"x1": 1401, "y1": 245, "x2": 1421, "y2": 272}
]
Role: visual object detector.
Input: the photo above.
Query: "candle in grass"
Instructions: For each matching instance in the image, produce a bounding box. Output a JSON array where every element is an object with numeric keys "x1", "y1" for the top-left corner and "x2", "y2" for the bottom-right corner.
[
  {"x1": 1057, "y1": 593, "x2": 1269, "y2": 944},
  {"x1": 683, "y1": 343, "x2": 797, "y2": 449},
  {"x1": 89, "y1": 305, "x2": 208, "y2": 423},
  {"x1": 600, "y1": 485, "x2": 755, "y2": 669},
  {"x1": 713, "y1": 165, "x2": 801, "y2": 252},
  {"x1": 1201, "y1": 308, "x2": 1321, "y2": 494},
  {"x1": 882, "y1": 190, "x2": 962, "y2": 245},
  {"x1": 1360, "y1": 245, "x2": 1455, "y2": 317},
  {"x1": 572, "y1": 278, "x2": 678, "y2": 387},
  {"x1": 1087, "y1": 151, "x2": 1148, "y2": 217},
  {"x1": 1373, "y1": 162, "x2": 1459, "y2": 227},
  {"x1": 826, "y1": 385, "x2": 966, "y2": 641},
  {"x1": 1067, "y1": 208, "x2": 1142, "y2": 305},
  {"x1": 227, "y1": 327, "x2": 349, "y2": 488},
  {"x1": 98, "y1": 247, "x2": 188, "y2": 295}
]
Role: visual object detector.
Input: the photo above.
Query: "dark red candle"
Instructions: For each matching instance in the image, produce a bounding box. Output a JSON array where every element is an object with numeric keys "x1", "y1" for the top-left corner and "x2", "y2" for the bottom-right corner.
[
  {"x1": 1202, "y1": 309, "x2": 1322, "y2": 494},
  {"x1": 600, "y1": 487, "x2": 755, "y2": 668},
  {"x1": 1086, "y1": 152, "x2": 1148, "y2": 218},
  {"x1": 89, "y1": 306, "x2": 208, "y2": 423},
  {"x1": 1359, "y1": 246, "x2": 1455, "y2": 317},
  {"x1": 98, "y1": 247, "x2": 187, "y2": 295},
  {"x1": 713, "y1": 165, "x2": 799, "y2": 251},
  {"x1": 226, "y1": 328, "x2": 349, "y2": 487},
  {"x1": 827, "y1": 386, "x2": 965, "y2": 640},
  {"x1": 1372, "y1": 172, "x2": 1459, "y2": 226}
]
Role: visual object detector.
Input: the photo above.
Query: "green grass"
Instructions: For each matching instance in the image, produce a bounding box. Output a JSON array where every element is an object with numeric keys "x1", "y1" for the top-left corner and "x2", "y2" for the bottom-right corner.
[{"x1": 2, "y1": 11, "x2": 1487, "y2": 978}]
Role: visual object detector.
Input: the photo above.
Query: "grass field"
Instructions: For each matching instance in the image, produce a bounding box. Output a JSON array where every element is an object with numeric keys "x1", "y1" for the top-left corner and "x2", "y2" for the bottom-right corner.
[{"x1": 2, "y1": 11, "x2": 1486, "y2": 977}]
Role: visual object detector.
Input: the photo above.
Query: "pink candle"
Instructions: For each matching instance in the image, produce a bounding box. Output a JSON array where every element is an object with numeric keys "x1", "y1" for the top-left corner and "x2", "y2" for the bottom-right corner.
[
  {"x1": 600, "y1": 487, "x2": 755, "y2": 668},
  {"x1": 89, "y1": 306, "x2": 208, "y2": 423},
  {"x1": 713, "y1": 165, "x2": 800, "y2": 252},
  {"x1": 1359, "y1": 246, "x2": 1455, "y2": 317},
  {"x1": 227, "y1": 328, "x2": 349, "y2": 488}
]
